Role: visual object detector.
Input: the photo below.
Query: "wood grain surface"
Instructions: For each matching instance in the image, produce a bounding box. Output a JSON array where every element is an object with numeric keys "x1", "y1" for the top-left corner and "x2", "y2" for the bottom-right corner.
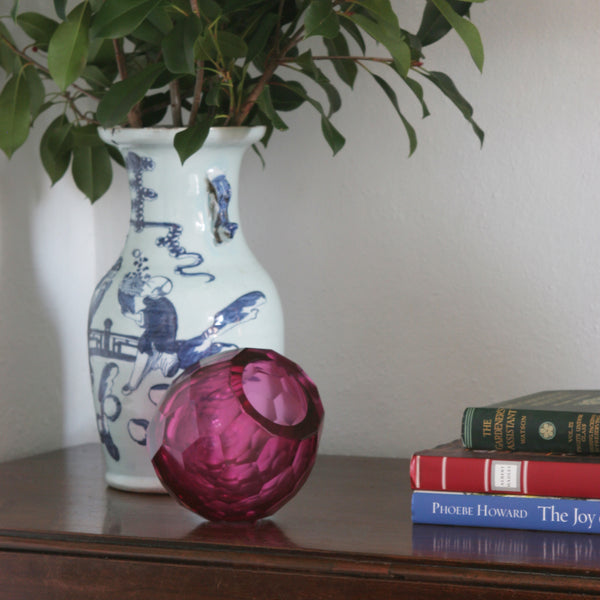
[{"x1": 0, "y1": 445, "x2": 599, "y2": 599}]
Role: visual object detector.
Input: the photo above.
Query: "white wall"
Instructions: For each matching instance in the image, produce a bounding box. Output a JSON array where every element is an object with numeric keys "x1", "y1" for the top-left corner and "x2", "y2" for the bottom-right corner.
[
  {"x1": 2, "y1": 1, "x2": 600, "y2": 462},
  {"x1": 0, "y1": 129, "x2": 97, "y2": 461}
]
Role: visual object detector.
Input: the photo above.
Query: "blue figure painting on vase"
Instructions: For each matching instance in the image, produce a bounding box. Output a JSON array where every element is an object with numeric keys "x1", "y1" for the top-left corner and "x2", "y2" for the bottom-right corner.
[
  {"x1": 87, "y1": 130, "x2": 284, "y2": 491},
  {"x1": 117, "y1": 271, "x2": 179, "y2": 395}
]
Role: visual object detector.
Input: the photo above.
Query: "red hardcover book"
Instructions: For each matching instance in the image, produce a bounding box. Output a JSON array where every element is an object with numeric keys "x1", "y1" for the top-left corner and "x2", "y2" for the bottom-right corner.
[{"x1": 410, "y1": 440, "x2": 600, "y2": 499}]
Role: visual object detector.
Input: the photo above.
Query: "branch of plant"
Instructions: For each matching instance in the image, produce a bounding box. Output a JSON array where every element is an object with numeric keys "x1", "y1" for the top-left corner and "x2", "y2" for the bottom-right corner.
[
  {"x1": 112, "y1": 39, "x2": 128, "y2": 81},
  {"x1": 0, "y1": 34, "x2": 100, "y2": 102},
  {"x1": 231, "y1": 61, "x2": 275, "y2": 127},
  {"x1": 224, "y1": 72, "x2": 236, "y2": 126},
  {"x1": 280, "y1": 54, "x2": 425, "y2": 80},
  {"x1": 169, "y1": 80, "x2": 183, "y2": 127},
  {"x1": 282, "y1": 54, "x2": 394, "y2": 64},
  {"x1": 64, "y1": 91, "x2": 98, "y2": 125},
  {"x1": 188, "y1": 60, "x2": 205, "y2": 126},
  {"x1": 233, "y1": 27, "x2": 305, "y2": 127},
  {"x1": 274, "y1": 0, "x2": 285, "y2": 53}
]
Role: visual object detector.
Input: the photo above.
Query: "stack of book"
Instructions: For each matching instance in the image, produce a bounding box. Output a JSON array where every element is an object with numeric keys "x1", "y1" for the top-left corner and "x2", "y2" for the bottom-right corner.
[{"x1": 411, "y1": 390, "x2": 600, "y2": 534}]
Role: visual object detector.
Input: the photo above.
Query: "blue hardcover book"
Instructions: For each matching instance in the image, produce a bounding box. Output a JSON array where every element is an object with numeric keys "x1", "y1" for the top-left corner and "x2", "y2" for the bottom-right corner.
[{"x1": 412, "y1": 491, "x2": 600, "y2": 534}]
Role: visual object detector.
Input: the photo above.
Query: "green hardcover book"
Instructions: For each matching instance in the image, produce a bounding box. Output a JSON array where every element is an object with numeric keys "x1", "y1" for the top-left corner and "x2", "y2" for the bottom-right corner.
[{"x1": 461, "y1": 390, "x2": 600, "y2": 454}]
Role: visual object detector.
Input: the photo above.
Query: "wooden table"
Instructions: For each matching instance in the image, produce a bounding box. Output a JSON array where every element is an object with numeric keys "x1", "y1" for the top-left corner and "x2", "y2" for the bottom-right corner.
[{"x1": 1, "y1": 445, "x2": 600, "y2": 599}]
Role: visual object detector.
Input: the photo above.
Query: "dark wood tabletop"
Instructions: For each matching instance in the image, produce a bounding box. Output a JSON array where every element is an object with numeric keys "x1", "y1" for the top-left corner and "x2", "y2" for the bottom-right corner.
[{"x1": 0, "y1": 444, "x2": 599, "y2": 599}]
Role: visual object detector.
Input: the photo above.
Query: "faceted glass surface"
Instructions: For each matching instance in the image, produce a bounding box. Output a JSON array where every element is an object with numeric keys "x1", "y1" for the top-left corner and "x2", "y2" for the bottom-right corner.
[{"x1": 147, "y1": 348, "x2": 324, "y2": 522}]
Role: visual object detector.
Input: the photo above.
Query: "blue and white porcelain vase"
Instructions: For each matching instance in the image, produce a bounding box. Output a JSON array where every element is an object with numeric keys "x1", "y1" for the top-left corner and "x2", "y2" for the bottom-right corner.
[{"x1": 88, "y1": 126, "x2": 284, "y2": 492}]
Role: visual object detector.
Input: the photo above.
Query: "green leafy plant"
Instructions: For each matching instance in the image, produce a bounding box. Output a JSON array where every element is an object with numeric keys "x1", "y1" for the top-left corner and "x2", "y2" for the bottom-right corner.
[{"x1": 0, "y1": 0, "x2": 487, "y2": 202}]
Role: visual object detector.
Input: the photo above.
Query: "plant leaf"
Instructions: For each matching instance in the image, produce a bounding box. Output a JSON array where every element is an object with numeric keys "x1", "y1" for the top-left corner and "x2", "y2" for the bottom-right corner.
[
  {"x1": 246, "y1": 12, "x2": 278, "y2": 63},
  {"x1": 340, "y1": 18, "x2": 366, "y2": 54},
  {"x1": 23, "y1": 65, "x2": 45, "y2": 120},
  {"x1": 215, "y1": 31, "x2": 248, "y2": 59},
  {"x1": 10, "y1": 0, "x2": 19, "y2": 21},
  {"x1": 347, "y1": 13, "x2": 410, "y2": 76},
  {"x1": 371, "y1": 73, "x2": 416, "y2": 156},
  {"x1": 87, "y1": 38, "x2": 116, "y2": 69},
  {"x1": 139, "y1": 92, "x2": 169, "y2": 127},
  {"x1": 304, "y1": 0, "x2": 340, "y2": 39},
  {"x1": 47, "y1": 3, "x2": 91, "y2": 91},
  {"x1": 422, "y1": 69, "x2": 484, "y2": 144},
  {"x1": 278, "y1": 81, "x2": 345, "y2": 155},
  {"x1": 54, "y1": 0, "x2": 67, "y2": 20},
  {"x1": 96, "y1": 63, "x2": 164, "y2": 127},
  {"x1": 347, "y1": 0, "x2": 411, "y2": 74},
  {"x1": 296, "y1": 51, "x2": 342, "y2": 117},
  {"x1": 359, "y1": 0, "x2": 403, "y2": 23},
  {"x1": 429, "y1": 0, "x2": 484, "y2": 71},
  {"x1": 195, "y1": 30, "x2": 248, "y2": 62},
  {"x1": 130, "y1": 18, "x2": 164, "y2": 44},
  {"x1": 320, "y1": 116, "x2": 345, "y2": 155},
  {"x1": 106, "y1": 143, "x2": 125, "y2": 167},
  {"x1": 40, "y1": 115, "x2": 72, "y2": 184},
  {"x1": 0, "y1": 22, "x2": 22, "y2": 74},
  {"x1": 269, "y1": 77, "x2": 306, "y2": 112},
  {"x1": 204, "y1": 79, "x2": 223, "y2": 106},
  {"x1": 173, "y1": 115, "x2": 212, "y2": 164},
  {"x1": 162, "y1": 15, "x2": 202, "y2": 74},
  {"x1": 195, "y1": 0, "x2": 222, "y2": 21},
  {"x1": 146, "y1": 5, "x2": 173, "y2": 34},
  {"x1": 0, "y1": 72, "x2": 30, "y2": 157},
  {"x1": 403, "y1": 76, "x2": 430, "y2": 118},
  {"x1": 257, "y1": 85, "x2": 288, "y2": 131},
  {"x1": 71, "y1": 123, "x2": 106, "y2": 147},
  {"x1": 16, "y1": 13, "x2": 59, "y2": 49},
  {"x1": 72, "y1": 135, "x2": 113, "y2": 202},
  {"x1": 417, "y1": 0, "x2": 471, "y2": 46},
  {"x1": 324, "y1": 34, "x2": 357, "y2": 88},
  {"x1": 81, "y1": 64, "x2": 113, "y2": 89},
  {"x1": 251, "y1": 142, "x2": 266, "y2": 168},
  {"x1": 90, "y1": 0, "x2": 164, "y2": 39},
  {"x1": 130, "y1": 5, "x2": 173, "y2": 44}
]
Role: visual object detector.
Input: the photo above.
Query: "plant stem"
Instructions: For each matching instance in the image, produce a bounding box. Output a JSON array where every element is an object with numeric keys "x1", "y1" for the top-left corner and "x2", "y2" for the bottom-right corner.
[
  {"x1": 274, "y1": 0, "x2": 285, "y2": 52},
  {"x1": 0, "y1": 33, "x2": 100, "y2": 101},
  {"x1": 190, "y1": 0, "x2": 200, "y2": 16},
  {"x1": 232, "y1": 62, "x2": 276, "y2": 126},
  {"x1": 290, "y1": 55, "x2": 394, "y2": 64},
  {"x1": 169, "y1": 80, "x2": 183, "y2": 127},
  {"x1": 233, "y1": 29, "x2": 305, "y2": 126},
  {"x1": 65, "y1": 91, "x2": 98, "y2": 124},
  {"x1": 188, "y1": 61, "x2": 205, "y2": 126},
  {"x1": 113, "y1": 39, "x2": 142, "y2": 128},
  {"x1": 112, "y1": 39, "x2": 128, "y2": 81}
]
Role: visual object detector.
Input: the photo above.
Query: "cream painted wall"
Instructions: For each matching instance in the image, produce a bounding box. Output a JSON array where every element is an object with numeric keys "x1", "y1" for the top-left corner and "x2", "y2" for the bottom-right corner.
[{"x1": 2, "y1": 1, "x2": 600, "y2": 462}]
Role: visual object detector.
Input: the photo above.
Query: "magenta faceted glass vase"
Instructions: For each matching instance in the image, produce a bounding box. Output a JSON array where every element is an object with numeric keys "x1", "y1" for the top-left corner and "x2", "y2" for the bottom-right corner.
[{"x1": 147, "y1": 348, "x2": 324, "y2": 522}]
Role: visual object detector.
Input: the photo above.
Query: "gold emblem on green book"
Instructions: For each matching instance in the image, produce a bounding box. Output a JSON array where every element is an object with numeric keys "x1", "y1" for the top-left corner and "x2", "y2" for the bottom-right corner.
[{"x1": 538, "y1": 421, "x2": 556, "y2": 440}]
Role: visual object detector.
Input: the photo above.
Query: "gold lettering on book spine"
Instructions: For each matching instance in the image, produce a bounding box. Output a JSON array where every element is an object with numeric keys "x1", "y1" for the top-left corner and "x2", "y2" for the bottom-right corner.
[
  {"x1": 576, "y1": 414, "x2": 584, "y2": 454},
  {"x1": 482, "y1": 418, "x2": 493, "y2": 438},
  {"x1": 519, "y1": 415, "x2": 527, "y2": 445},
  {"x1": 505, "y1": 409, "x2": 517, "y2": 450},
  {"x1": 589, "y1": 413, "x2": 600, "y2": 453},
  {"x1": 493, "y1": 408, "x2": 506, "y2": 451}
]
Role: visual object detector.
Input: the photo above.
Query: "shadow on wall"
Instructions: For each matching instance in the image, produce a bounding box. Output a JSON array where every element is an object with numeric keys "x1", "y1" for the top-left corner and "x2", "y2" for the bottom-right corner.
[{"x1": 0, "y1": 141, "x2": 65, "y2": 462}]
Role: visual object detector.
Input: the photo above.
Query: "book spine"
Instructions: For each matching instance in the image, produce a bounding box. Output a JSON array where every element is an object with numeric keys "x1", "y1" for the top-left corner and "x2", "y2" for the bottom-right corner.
[
  {"x1": 411, "y1": 491, "x2": 600, "y2": 534},
  {"x1": 410, "y1": 453, "x2": 600, "y2": 499},
  {"x1": 461, "y1": 406, "x2": 600, "y2": 454}
]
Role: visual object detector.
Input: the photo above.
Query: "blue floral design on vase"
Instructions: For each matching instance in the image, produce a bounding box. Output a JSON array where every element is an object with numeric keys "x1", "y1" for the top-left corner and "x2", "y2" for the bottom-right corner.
[{"x1": 88, "y1": 127, "x2": 284, "y2": 492}]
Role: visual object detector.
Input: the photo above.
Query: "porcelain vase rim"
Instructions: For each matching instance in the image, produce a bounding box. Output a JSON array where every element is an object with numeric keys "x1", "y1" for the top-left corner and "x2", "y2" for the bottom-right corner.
[{"x1": 98, "y1": 125, "x2": 266, "y2": 148}]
